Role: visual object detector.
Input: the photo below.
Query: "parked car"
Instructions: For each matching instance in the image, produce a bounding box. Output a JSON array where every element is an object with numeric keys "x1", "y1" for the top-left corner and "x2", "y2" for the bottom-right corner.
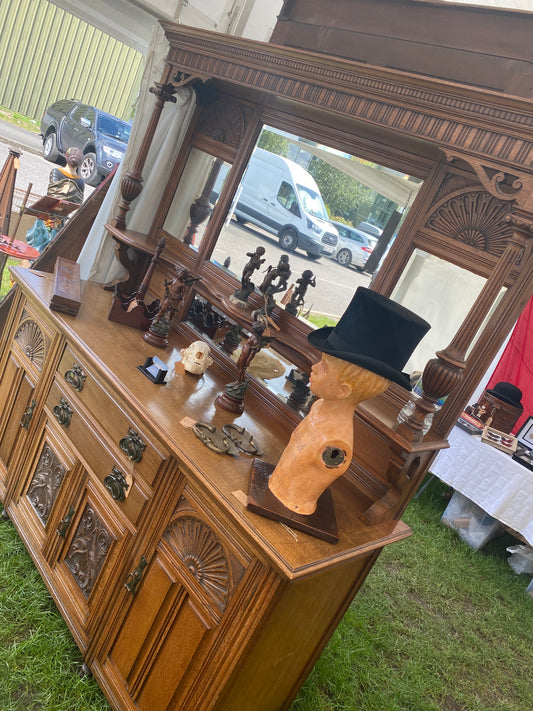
[
  {"x1": 357, "y1": 221, "x2": 382, "y2": 238},
  {"x1": 40, "y1": 99, "x2": 131, "y2": 186},
  {"x1": 329, "y1": 221, "x2": 378, "y2": 269}
]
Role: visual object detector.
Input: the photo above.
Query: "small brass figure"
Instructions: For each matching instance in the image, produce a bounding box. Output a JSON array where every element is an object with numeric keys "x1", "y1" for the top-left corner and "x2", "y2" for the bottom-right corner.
[
  {"x1": 216, "y1": 317, "x2": 276, "y2": 413},
  {"x1": 231, "y1": 246, "x2": 267, "y2": 304},
  {"x1": 285, "y1": 269, "x2": 316, "y2": 316},
  {"x1": 258, "y1": 254, "x2": 291, "y2": 315},
  {"x1": 143, "y1": 266, "x2": 201, "y2": 348}
]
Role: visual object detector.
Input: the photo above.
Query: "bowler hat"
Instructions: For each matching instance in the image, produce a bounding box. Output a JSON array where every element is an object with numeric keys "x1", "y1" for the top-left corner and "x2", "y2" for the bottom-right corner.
[
  {"x1": 486, "y1": 382, "x2": 523, "y2": 409},
  {"x1": 308, "y1": 287, "x2": 430, "y2": 389}
]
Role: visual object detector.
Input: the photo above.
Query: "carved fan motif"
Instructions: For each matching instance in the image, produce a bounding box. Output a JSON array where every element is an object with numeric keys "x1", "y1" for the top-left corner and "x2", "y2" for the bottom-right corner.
[
  {"x1": 164, "y1": 515, "x2": 231, "y2": 611},
  {"x1": 65, "y1": 506, "x2": 112, "y2": 599},
  {"x1": 27, "y1": 444, "x2": 66, "y2": 525},
  {"x1": 14, "y1": 318, "x2": 47, "y2": 370},
  {"x1": 196, "y1": 101, "x2": 244, "y2": 148},
  {"x1": 425, "y1": 191, "x2": 512, "y2": 256}
]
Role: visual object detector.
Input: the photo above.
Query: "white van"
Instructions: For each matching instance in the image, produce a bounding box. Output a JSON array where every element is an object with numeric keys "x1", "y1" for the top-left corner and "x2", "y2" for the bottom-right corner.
[{"x1": 215, "y1": 148, "x2": 338, "y2": 259}]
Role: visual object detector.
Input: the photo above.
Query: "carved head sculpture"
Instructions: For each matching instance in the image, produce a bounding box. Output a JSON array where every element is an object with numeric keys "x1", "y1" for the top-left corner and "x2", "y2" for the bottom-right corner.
[{"x1": 180, "y1": 340, "x2": 213, "y2": 375}]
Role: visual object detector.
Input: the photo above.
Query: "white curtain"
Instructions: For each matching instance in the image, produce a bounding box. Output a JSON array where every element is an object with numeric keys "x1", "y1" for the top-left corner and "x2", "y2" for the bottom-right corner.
[{"x1": 78, "y1": 23, "x2": 196, "y2": 283}]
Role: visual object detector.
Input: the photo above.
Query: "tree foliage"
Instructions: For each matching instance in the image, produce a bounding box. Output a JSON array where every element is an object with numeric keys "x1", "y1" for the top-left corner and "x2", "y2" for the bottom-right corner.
[
  {"x1": 308, "y1": 156, "x2": 373, "y2": 224},
  {"x1": 257, "y1": 130, "x2": 291, "y2": 157}
]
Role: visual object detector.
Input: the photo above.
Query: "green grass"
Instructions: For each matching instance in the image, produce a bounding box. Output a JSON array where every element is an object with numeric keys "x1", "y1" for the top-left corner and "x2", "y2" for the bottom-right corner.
[
  {"x1": 292, "y1": 479, "x2": 533, "y2": 711},
  {"x1": 0, "y1": 478, "x2": 531, "y2": 710},
  {"x1": 306, "y1": 313, "x2": 338, "y2": 329},
  {"x1": 0, "y1": 514, "x2": 110, "y2": 710},
  {"x1": 0, "y1": 106, "x2": 40, "y2": 133},
  {"x1": 1, "y1": 258, "x2": 19, "y2": 297}
]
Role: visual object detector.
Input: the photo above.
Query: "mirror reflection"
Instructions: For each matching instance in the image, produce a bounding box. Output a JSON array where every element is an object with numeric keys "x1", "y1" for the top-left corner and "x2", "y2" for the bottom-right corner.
[
  {"x1": 186, "y1": 294, "x2": 312, "y2": 412},
  {"x1": 163, "y1": 148, "x2": 231, "y2": 250},
  {"x1": 210, "y1": 125, "x2": 423, "y2": 325},
  {"x1": 390, "y1": 250, "x2": 489, "y2": 373}
]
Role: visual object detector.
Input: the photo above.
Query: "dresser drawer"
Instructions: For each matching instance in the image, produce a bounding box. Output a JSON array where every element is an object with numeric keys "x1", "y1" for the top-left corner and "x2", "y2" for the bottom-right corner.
[
  {"x1": 57, "y1": 346, "x2": 166, "y2": 486},
  {"x1": 45, "y1": 379, "x2": 151, "y2": 526}
]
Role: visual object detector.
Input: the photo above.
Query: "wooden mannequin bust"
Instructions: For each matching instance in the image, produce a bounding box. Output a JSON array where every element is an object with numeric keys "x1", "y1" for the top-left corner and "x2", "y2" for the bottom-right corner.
[
  {"x1": 268, "y1": 353, "x2": 390, "y2": 515},
  {"x1": 264, "y1": 287, "x2": 431, "y2": 520}
]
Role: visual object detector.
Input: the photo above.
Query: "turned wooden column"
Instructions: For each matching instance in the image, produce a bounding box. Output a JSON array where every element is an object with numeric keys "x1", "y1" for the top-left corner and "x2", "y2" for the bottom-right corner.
[
  {"x1": 396, "y1": 218, "x2": 530, "y2": 442},
  {"x1": 112, "y1": 83, "x2": 177, "y2": 229},
  {"x1": 183, "y1": 158, "x2": 223, "y2": 245}
]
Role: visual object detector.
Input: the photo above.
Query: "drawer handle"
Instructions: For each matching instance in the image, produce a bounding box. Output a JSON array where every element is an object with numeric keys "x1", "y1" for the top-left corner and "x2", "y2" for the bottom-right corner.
[
  {"x1": 64, "y1": 363, "x2": 86, "y2": 392},
  {"x1": 57, "y1": 505, "x2": 75, "y2": 538},
  {"x1": 20, "y1": 399, "x2": 36, "y2": 429},
  {"x1": 104, "y1": 466, "x2": 129, "y2": 502},
  {"x1": 119, "y1": 428, "x2": 146, "y2": 463},
  {"x1": 125, "y1": 555, "x2": 147, "y2": 595},
  {"x1": 53, "y1": 398, "x2": 73, "y2": 428}
]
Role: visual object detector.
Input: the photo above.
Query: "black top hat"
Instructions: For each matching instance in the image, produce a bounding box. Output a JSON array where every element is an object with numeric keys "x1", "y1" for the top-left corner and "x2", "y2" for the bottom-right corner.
[
  {"x1": 308, "y1": 287, "x2": 431, "y2": 390},
  {"x1": 486, "y1": 382, "x2": 523, "y2": 409}
]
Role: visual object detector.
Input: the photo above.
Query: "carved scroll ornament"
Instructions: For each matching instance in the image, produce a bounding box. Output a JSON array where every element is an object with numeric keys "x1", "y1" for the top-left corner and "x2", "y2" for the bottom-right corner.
[{"x1": 27, "y1": 444, "x2": 66, "y2": 524}]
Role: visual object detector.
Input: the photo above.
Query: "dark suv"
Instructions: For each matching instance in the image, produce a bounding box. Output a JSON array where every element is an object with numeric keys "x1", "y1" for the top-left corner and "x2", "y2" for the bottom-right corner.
[{"x1": 40, "y1": 99, "x2": 131, "y2": 186}]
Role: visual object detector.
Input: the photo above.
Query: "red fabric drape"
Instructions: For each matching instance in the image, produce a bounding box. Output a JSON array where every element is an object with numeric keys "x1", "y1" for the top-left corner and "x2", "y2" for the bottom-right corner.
[{"x1": 487, "y1": 295, "x2": 533, "y2": 434}]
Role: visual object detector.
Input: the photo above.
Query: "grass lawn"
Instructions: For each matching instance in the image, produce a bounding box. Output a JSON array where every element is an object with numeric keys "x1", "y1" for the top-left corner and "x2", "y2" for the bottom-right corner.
[
  {"x1": 1, "y1": 257, "x2": 20, "y2": 298},
  {"x1": 0, "y1": 477, "x2": 531, "y2": 710},
  {"x1": 0, "y1": 106, "x2": 40, "y2": 133}
]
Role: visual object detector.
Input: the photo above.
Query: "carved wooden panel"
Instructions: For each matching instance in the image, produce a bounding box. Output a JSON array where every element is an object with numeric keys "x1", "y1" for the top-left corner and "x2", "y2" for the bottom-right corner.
[
  {"x1": 195, "y1": 100, "x2": 245, "y2": 149},
  {"x1": 14, "y1": 313, "x2": 48, "y2": 371},
  {"x1": 26, "y1": 443, "x2": 66, "y2": 525},
  {"x1": 424, "y1": 189, "x2": 513, "y2": 257},
  {"x1": 162, "y1": 26, "x2": 533, "y2": 172},
  {"x1": 163, "y1": 502, "x2": 234, "y2": 613},
  {"x1": 64, "y1": 505, "x2": 112, "y2": 599}
]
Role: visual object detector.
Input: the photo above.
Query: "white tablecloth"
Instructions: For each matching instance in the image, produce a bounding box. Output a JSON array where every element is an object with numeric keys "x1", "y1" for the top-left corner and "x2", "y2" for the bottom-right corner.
[{"x1": 430, "y1": 426, "x2": 533, "y2": 545}]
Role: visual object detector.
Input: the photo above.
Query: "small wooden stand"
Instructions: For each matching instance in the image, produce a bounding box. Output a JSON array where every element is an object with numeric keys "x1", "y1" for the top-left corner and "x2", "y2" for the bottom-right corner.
[
  {"x1": 49, "y1": 257, "x2": 81, "y2": 316},
  {"x1": 108, "y1": 237, "x2": 165, "y2": 331},
  {"x1": 247, "y1": 459, "x2": 339, "y2": 543}
]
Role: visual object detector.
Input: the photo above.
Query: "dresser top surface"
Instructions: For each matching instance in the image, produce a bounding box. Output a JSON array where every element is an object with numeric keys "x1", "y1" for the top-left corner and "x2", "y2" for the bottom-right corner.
[{"x1": 12, "y1": 267, "x2": 414, "y2": 578}]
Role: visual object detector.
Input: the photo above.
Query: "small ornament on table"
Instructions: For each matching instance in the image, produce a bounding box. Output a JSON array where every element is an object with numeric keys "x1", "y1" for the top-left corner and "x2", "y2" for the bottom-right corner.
[
  {"x1": 285, "y1": 269, "x2": 316, "y2": 316},
  {"x1": 143, "y1": 266, "x2": 201, "y2": 348},
  {"x1": 220, "y1": 323, "x2": 242, "y2": 355},
  {"x1": 215, "y1": 316, "x2": 276, "y2": 414},
  {"x1": 287, "y1": 371, "x2": 311, "y2": 411},
  {"x1": 229, "y1": 246, "x2": 266, "y2": 306},
  {"x1": 256, "y1": 254, "x2": 291, "y2": 316},
  {"x1": 175, "y1": 340, "x2": 213, "y2": 376}
]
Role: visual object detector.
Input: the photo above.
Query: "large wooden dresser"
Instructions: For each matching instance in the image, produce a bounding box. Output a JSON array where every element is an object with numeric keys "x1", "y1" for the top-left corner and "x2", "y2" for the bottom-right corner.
[{"x1": 0, "y1": 267, "x2": 448, "y2": 711}]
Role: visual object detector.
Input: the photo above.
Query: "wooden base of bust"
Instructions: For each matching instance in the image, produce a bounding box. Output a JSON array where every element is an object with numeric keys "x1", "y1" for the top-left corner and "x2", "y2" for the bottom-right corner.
[{"x1": 247, "y1": 459, "x2": 338, "y2": 543}]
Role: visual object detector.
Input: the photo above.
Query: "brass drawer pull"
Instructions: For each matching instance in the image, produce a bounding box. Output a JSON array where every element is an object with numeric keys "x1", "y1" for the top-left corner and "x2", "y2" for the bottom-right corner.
[
  {"x1": 57, "y1": 505, "x2": 75, "y2": 538},
  {"x1": 64, "y1": 363, "x2": 86, "y2": 392},
  {"x1": 53, "y1": 398, "x2": 73, "y2": 427},
  {"x1": 119, "y1": 428, "x2": 146, "y2": 463},
  {"x1": 20, "y1": 399, "x2": 36, "y2": 429},
  {"x1": 125, "y1": 555, "x2": 147, "y2": 595},
  {"x1": 104, "y1": 466, "x2": 130, "y2": 502}
]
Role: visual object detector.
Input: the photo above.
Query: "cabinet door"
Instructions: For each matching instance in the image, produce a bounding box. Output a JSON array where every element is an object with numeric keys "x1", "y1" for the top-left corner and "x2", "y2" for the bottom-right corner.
[
  {"x1": 0, "y1": 305, "x2": 55, "y2": 503},
  {"x1": 8, "y1": 417, "x2": 79, "y2": 560},
  {"x1": 52, "y1": 480, "x2": 132, "y2": 653},
  {"x1": 0, "y1": 352, "x2": 36, "y2": 498},
  {"x1": 99, "y1": 491, "x2": 256, "y2": 711}
]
